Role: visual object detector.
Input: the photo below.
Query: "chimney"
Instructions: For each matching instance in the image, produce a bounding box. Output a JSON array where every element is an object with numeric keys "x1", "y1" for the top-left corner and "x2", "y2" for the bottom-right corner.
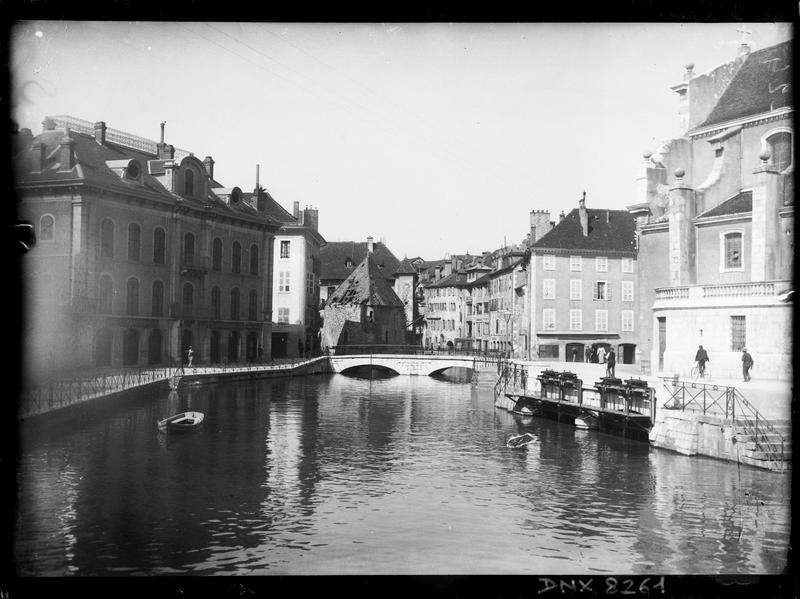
[
  {"x1": 203, "y1": 156, "x2": 214, "y2": 179},
  {"x1": 606, "y1": 210, "x2": 610, "y2": 223},
  {"x1": 559, "y1": 211, "x2": 565, "y2": 222},
  {"x1": 579, "y1": 191, "x2": 589, "y2": 236},
  {"x1": 156, "y1": 122, "x2": 174, "y2": 159},
  {"x1": 57, "y1": 133, "x2": 75, "y2": 172},
  {"x1": 367, "y1": 236, "x2": 374, "y2": 253},
  {"x1": 302, "y1": 206, "x2": 319, "y2": 231},
  {"x1": 94, "y1": 121, "x2": 107, "y2": 144},
  {"x1": 255, "y1": 164, "x2": 260, "y2": 189},
  {"x1": 30, "y1": 140, "x2": 46, "y2": 173},
  {"x1": 293, "y1": 201, "x2": 300, "y2": 220}
]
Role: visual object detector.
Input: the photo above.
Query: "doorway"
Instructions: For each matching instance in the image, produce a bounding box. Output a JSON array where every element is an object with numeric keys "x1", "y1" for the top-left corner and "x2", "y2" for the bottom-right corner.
[
  {"x1": 565, "y1": 342, "x2": 584, "y2": 362},
  {"x1": 272, "y1": 332, "x2": 288, "y2": 358}
]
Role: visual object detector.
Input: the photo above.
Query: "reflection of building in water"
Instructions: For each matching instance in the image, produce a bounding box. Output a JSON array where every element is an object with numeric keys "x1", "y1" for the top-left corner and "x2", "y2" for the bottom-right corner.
[{"x1": 638, "y1": 449, "x2": 790, "y2": 572}]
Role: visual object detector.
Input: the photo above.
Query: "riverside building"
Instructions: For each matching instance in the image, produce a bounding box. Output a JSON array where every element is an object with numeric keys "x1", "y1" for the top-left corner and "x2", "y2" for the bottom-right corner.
[{"x1": 14, "y1": 116, "x2": 281, "y2": 386}]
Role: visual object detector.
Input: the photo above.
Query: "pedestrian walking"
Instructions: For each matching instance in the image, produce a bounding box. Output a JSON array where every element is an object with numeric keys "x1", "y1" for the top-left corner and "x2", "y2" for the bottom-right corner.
[
  {"x1": 597, "y1": 345, "x2": 607, "y2": 364},
  {"x1": 606, "y1": 348, "x2": 616, "y2": 378},
  {"x1": 571, "y1": 348, "x2": 578, "y2": 362},
  {"x1": 584, "y1": 346, "x2": 592, "y2": 363},
  {"x1": 695, "y1": 345, "x2": 709, "y2": 377},
  {"x1": 187, "y1": 346, "x2": 194, "y2": 368},
  {"x1": 741, "y1": 348, "x2": 754, "y2": 382}
]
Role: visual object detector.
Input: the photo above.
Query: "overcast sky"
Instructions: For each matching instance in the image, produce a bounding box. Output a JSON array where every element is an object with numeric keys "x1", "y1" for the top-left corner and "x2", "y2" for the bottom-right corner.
[{"x1": 10, "y1": 21, "x2": 792, "y2": 260}]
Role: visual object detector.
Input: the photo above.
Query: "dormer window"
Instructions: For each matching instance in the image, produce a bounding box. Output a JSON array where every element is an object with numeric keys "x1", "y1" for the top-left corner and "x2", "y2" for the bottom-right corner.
[
  {"x1": 184, "y1": 169, "x2": 195, "y2": 196},
  {"x1": 231, "y1": 189, "x2": 240, "y2": 204},
  {"x1": 126, "y1": 161, "x2": 140, "y2": 180}
]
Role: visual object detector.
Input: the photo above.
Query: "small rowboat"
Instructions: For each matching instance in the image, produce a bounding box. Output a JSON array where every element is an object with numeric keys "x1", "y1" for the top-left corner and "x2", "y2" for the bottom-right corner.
[
  {"x1": 575, "y1": 411, "x2": 600, "y2": 430},
  {"x1": 506, "y1": 433, "x2": 536, "y2": 449},
  {"x1": 158, "y1": 411, "x2": 204, "y2": 432}
]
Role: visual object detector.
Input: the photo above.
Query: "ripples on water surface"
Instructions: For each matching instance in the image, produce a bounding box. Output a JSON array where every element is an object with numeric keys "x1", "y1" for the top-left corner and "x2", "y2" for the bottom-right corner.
[{"x1": 14, "y1": 373, "x2": 790, "y2": 575}]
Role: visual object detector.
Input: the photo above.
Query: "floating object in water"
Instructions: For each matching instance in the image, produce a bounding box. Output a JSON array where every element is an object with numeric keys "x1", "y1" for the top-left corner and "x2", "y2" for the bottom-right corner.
[
  {"x1": 506, "y1": 433, "x2": 536, "y2": 448},
  {"x1": 158, "y1": 411, "x2": 204, "y2": 432}
]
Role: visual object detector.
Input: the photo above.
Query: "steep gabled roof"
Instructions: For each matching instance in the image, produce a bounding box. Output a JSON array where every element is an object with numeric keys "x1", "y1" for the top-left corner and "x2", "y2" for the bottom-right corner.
[
  {"x1": 320, "y1": 241, "x2": 400, "y2": 282},
  {"x1": 393, "y1": 257, "x2": 417, "y2": 276},
  {"x1": 327, "y1": 253, "x2": 404, "y2": 308},
  {"x1": 532, "y1": 208, "x2": 636, "y2": 252},
  {"x1": 697, "y1": 190, "x2": 753, "y2": 219},
  {"x1": 698, "y1": 41, "x2": 792, "y2": 129}
]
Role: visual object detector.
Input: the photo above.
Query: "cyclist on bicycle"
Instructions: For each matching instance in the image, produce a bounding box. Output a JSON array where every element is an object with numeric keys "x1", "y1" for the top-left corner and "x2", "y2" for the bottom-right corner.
[{"x1": 694, "y1": 345, "x2": 710, "y2": 377}]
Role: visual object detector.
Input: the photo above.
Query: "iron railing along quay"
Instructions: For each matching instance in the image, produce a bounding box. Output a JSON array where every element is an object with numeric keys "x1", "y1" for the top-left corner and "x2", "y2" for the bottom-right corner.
[
  {"x1": 19, "y1": 357, "x2": 328, "y2": 419},
  {"x1": 659, "y1": 377, "x2": 788, "y2": 467}
]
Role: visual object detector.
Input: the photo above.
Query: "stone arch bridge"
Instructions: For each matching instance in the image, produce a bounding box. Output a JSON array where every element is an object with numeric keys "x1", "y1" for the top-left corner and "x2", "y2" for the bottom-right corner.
[{"x1": 329, "y1": 353, "x2": 481, "y2": 376}]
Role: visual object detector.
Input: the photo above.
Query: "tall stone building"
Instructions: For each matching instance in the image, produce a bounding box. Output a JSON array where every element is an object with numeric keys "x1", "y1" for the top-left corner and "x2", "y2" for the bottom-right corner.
[
  {"x1": 321, "y1": 252, "x2": 406, "y2": 351},
  {"x1": 14, "y1": 115, "x2": 280, "y2": 386},
  {"x1": 627, "y1": 39, "x2": 793, "y2": 379}
]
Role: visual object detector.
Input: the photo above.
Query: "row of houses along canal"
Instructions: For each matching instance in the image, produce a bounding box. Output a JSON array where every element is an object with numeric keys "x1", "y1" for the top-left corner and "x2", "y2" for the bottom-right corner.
[{"x1": 14, "y1": 348, "x2": 790, "y2": 575}]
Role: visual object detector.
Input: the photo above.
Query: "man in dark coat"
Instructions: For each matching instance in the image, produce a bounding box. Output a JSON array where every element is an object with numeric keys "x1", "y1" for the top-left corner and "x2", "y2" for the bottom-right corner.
[
  {"x1": 741, "y1": 348, "x2": 754, "y2": 382},
  {"x1": 695, "y1": 345, "x2": 709, "y2": 376},
  {"x1": 606, "y1": 348, "x2": 616, "y2": 378}
]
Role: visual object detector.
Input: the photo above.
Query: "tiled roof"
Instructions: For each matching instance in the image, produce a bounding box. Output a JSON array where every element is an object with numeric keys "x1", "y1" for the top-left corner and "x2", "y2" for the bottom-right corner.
[
  {"x1": 697, "y1": 190, "x2": 753, "y2": 218},
  {"x1": 320, "y1": 241, "x2": 400, "y2": 282},
  {"x1": 532, "y1": 208, "x2": 636, "y2": 252},
  {"x1": 427, "y1": 271, "x2": 469, "y2": 288},
  {"x1": 699, "y1": 41, "x2": 792, "y2": 129},
  {"x1": 241, "y1": 189, "x2": 297, "y2": 224},
  {"x1": 393, "y1": 257, "x2": 417, "y2": 276},
  {"x1": 327, "y1": 253, "x2": 404, "y2": 308},
  {"x1": 15, "y1": 128, "x2": 273, "y2": 223}
]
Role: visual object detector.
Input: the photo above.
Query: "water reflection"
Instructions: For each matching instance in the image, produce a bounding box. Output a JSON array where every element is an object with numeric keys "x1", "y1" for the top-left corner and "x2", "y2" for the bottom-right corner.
[{"x1": 15, "y1": 374, "x2": 790, "y2": 575}]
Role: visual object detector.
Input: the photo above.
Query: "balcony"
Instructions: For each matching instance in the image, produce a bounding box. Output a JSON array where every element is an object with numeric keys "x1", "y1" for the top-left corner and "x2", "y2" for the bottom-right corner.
[{"x1": 654, "y1": 280, "x2": 791, "y2": 308}]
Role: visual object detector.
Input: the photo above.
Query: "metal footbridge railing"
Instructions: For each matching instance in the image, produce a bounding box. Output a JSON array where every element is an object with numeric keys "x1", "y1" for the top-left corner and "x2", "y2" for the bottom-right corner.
[{"x1": 659, "y1": 377, "x2": 788, "y2": 469}]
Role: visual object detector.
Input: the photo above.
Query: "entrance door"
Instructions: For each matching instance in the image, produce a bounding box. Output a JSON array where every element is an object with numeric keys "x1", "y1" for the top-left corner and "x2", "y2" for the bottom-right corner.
[
  {"x1": 658, "y1": 317, "x2": 666, "y2": 371},
  {"x1": 272, "y1": 332, "x2": 288, "y2": 358},
  {"x1": 565, "y1": 342, "x2": 584, "y2": 362},
  {"x1": 618, "y1": 343, "x2": 636, "y2": 364}
]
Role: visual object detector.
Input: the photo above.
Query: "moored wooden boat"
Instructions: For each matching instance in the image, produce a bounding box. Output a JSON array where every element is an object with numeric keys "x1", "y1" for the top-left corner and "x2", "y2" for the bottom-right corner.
[
  {"x1": 158, "y1": 411, "x2": 204, "y2": 432},
  {"x1": 506, "y1": 432, "x2": 536, "y2": 448},
  {"x1": 575, "y1": 410, "x2": 600, "y2": 430}
]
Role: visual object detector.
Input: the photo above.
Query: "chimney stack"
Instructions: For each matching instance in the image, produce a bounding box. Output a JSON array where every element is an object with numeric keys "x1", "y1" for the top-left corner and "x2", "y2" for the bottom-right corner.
[
  {"x1": 293, "y1": 201, "x2": 300, "y2": 220},
  {"x1": 367, "y1": 236, "x2": 374, "y2": 253},
  {"x1": 256, "y1": 164, "x2": 260, "y2": 189},
  {"x1": 203, "y1": 156, "x2": 214, "y2": 179},
  {"x1": 57, "y1": 132, "x2": 75, "y2": 172},
  {"x1": 160, "y1": 121, "x2": 166, "y2": 144},
  {"x1": 579, "y1": 191, "x2": 589, "y2": 236},
  {"x1": 94, "y1": 121, "x2": 107, "y2": 144}
]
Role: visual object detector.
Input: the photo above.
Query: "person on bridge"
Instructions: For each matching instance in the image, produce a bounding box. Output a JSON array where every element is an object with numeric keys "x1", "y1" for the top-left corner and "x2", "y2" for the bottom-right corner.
[
  {"x1": 187, "y1": 346, "x2": 194, "y2": 368},
  {"x1": 741, "y1": 348, "x2": 754, "y2": 382},
  {"x1": 695, "y1": 345, "x2": 709, "y2": 376}
]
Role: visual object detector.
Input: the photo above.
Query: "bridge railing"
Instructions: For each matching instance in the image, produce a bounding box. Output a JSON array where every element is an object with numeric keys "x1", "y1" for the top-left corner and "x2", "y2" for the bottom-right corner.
[{"x1": 327, "y1": 344, "x2": 505, "y2": 361}]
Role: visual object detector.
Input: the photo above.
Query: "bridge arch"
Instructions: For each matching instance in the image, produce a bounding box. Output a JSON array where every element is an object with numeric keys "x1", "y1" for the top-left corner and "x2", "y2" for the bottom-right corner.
[{"x1": 329, "y1": 353, "x2": 478, "y2": 377}]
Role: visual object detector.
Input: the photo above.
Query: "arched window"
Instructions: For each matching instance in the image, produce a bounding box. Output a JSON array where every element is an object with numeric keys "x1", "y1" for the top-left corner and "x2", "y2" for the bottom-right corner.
[
  {"x1": 100, "y1": 219, "x2": 114, "y2": 258},
  {"x1": 212, "y1": 238, "x2": 223, "y2": 271},
  {"x1": 184, "y1": 169, "x2": 194, "y2": 196},
  {"x1": 210, "y1": 330, "x2": 221, "y2": 363},
  {"x1": 39, "y1": 215, "x2": 54, "y2": 241},
  {"x1": 153, "y1": 227, "x2": 166, "y2": 265},
  {"x1": 123, "y1": 329, "x2": 139, "y2": 366},
  {"x1": 183, "y1": 232, "x2": 195, "y2": 266},
  {"x1": 228, "y1": 331, "x2": 240, "y2": 362},
  {"x1": 232, "y1": 242, "x2": 241, "y2": 274},
  {"x1": 147, "y1": 329, "x2": 162, "y2": 365},
  {"x1": 128, "y1": 223, "x2": 141, "y2": 261},
  {"x1": 211, "y1": 286, "x2": 221, "y2": 319},
  {"x1": 126, "y1": 277, "x2": 139, "y2": 316},
  {"x1": 230, "y1": 288, "x2": 240, "y2": 320},
  {"x1": 767, "y1": 131, "x2": 792, "y2": 172},
  {"x1": 248, "y1": 289, "x2": 258, "y2": 321},
  {"x1": 98, "y1": 275, "x2": 113, "y2": 313},
  {"x1": 94, "y1": 328, "x2": 113, "y2": 366},
  {"x1": 249, "y1": 244, "x2": 259, "y2": 275},
  {"x1": 151, "y1": 281, "x2": 164, "y2": 317},
  {"x1": 182, "y1": 282, "x2": 194, "y2": 307}
]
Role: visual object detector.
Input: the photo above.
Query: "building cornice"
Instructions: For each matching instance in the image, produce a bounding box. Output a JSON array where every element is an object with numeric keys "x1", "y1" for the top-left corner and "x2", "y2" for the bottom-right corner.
[
  {"x1": 694, "y1": 212, "x2": 752, "y2": 227},
  {"x1": 689, "y1": 107, "x2": 793, "y2": 140},
  {"x1": 531, "y1": 247, "x2": 636, "y2": 258}
]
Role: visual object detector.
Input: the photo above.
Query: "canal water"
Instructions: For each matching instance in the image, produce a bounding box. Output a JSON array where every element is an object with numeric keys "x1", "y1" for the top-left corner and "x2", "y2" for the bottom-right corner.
[{"x1": 14, "y1": 371, "x2": 790, "y2": 575}]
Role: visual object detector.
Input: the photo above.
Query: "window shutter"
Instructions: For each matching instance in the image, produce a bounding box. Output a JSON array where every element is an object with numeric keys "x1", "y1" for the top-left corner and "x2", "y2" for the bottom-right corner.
[{"x1": 607, "y1": 283, "x2": 612, "y2": 301}]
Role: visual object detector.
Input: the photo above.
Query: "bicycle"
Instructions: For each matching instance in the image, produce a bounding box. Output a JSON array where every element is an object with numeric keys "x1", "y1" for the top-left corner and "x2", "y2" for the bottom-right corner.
[{"x1": 690, "y1": 362, "x2": 711, "y2": 380}]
